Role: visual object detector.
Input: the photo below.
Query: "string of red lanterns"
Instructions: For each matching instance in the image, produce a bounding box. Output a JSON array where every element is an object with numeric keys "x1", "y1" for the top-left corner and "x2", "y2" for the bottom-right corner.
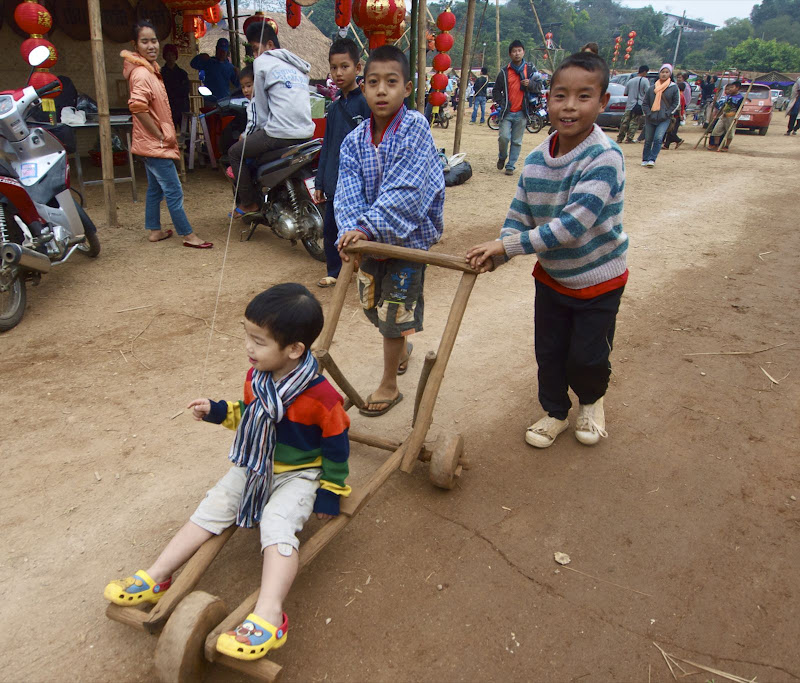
[
  {"x1": 624, "y1": 30, "x2": 636, "y2": 62},
  {"x1": 15, "y1": 1, "x2": 60, "y2": 122},
  {"x1": 161, "y1": 1, "x2": 220, "y2": 39},
  {"x1": 428, "y1": 8, "x2": 455, "y2": 108},
  {"x1": 352, "y1": 0, "x2": 406, "y2": 49}
]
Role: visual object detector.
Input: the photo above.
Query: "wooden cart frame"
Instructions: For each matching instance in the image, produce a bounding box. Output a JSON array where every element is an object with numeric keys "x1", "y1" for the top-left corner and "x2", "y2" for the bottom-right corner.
[{"x1": 106, "y1": 242, "x2": 479, "y2": 682}]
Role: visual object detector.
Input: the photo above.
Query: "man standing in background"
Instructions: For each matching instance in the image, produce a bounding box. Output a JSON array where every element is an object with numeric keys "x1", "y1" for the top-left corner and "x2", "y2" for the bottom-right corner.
[{"x1": 617, "y1": 65, "x2": 649, "y2": 144}]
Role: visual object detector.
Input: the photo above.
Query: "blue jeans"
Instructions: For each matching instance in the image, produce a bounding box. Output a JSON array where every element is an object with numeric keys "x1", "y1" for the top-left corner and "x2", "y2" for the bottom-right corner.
[
  {"x1": 642, "y1": 120, "x2": 670, "y2": 163},
  {"x1": 471, "y1": 96, "x2": 486, "y2": 122},
  {"x1": 498, "y1": 110, "x2": 526, "y2": 170},
  {"x1": 322, "y1": 199, "x2": 341, "y2": 279},
  {"x1": 143, "y1": 156, "x2": 193, "y2": 236}
]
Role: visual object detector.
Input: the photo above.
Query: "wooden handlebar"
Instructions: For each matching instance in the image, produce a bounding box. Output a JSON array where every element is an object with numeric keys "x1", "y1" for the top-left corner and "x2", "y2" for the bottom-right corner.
[{"x1": 344, "y1": 241, "x2": 479, "y2": 274}]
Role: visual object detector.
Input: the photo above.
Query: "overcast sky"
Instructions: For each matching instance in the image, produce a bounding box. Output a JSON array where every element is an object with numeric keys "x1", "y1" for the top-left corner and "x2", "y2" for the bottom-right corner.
[{"x1": 618, "y1": 1, "x2": 758, "y2": 26}]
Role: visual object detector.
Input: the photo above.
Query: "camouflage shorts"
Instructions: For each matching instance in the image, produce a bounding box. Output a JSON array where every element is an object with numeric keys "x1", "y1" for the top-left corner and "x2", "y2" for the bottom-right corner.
[{"x1": 357, "y1": 257, "x2": 425, "y2": 338}]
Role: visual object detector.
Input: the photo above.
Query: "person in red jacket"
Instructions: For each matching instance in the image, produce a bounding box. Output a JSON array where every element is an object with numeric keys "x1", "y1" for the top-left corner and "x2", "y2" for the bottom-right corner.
[{"x1": 123, "y1": 20, "x2": 211, "y2": 248}]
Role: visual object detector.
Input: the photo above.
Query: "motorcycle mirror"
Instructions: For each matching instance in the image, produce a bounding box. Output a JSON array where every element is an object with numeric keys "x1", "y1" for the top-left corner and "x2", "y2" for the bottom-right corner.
[
  {"x1": 28, "y1": 45, "x2": 51, "y2": 67},
  {"x1": 198, "y1": 86, "x2": 213, "y2": 97}
]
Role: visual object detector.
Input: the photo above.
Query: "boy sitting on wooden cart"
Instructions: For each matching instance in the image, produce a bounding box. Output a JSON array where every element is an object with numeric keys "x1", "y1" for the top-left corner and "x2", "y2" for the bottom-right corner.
[{"x1": 104, "y1": 284, "x2": 350, "y2": 661}]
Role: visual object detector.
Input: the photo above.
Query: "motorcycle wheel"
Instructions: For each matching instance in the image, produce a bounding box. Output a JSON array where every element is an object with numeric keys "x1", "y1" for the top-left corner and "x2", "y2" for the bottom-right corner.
[
  {"x1": 440, "y1": 116, "x2": 450, "y2": 129},
  {"x1": 74, "y1": 202, "x2": 101, "y2": 257},
  {"x1": 298, "y1": 199, "x2": 326, "y2": 262},
  {"x1": 0, "y1": 277, "x2": 26, "y2": 333},
  {"x1": 487, "y1": 113, "x2": 500, "y2": 130},
  {"x1": 526, "y1": 114, "x2": 544, "y2": 134}
]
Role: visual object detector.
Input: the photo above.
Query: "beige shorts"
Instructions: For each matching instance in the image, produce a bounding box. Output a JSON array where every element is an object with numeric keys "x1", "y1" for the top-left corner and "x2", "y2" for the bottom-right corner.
[{"x1": 190, "y1": 466, "x2": 321, "y2": 556}]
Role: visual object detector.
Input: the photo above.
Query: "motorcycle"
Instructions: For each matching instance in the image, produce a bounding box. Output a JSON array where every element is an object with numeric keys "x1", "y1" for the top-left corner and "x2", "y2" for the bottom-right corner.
[
  {"x1": 0, "y1": 45, "x2": 100, "y2": 332},
  {"x1": 199, "y1": 88, "x2": 326, "y2": 262},
  {"x1": 486, "y1": 96, "x2": 548, "y2": 134}
]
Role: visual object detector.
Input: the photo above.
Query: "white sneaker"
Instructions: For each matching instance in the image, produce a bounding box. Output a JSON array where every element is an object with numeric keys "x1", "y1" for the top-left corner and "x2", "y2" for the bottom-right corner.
[
  {"x1": 525, "y1": 416, "x2": 569, "y2": 448},
  {"x1": 646, "y1": 160, "x2": 655, "y2": 168},
  {"x1": 574, "y1": 398, "x2": 608, "y2": 445},
  {"x1": 640, "y1": 161, "x2": 647, "y2": 166}
]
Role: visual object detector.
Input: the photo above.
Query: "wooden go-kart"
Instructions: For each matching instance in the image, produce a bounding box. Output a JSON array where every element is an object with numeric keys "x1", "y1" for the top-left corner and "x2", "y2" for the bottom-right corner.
[{"x1": 106, "y1": 242, "x2": 479, "y2": 682}]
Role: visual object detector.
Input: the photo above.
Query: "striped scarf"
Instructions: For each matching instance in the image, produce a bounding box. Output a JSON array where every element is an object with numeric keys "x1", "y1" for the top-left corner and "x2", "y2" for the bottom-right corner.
[{"x1": 228, "y1": 352, "x2": 319, "y2": 527}]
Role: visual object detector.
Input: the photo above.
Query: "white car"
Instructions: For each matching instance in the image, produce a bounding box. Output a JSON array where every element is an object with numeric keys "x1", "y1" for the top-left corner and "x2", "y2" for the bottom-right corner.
[{"x1": 771, "y1": 89, "x2": 783, "y2": 103}]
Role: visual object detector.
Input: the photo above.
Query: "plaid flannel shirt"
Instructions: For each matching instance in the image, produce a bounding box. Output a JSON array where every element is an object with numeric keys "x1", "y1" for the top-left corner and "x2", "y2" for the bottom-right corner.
[{"x1": 334, "y1": 106, "x2": 445, "y2": 250}]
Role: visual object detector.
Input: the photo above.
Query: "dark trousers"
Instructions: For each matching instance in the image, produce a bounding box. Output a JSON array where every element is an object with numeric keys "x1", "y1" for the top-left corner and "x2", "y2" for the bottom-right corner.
[
  {"x1": 322, "y1": 199, "x2": 341, "y2": 278},
  {"x1": 663, "y1": 115, "x2": 684, "y2": 147},
  {"x1": 534, "y1": 280, "x2": 624, "y2": 421},
  {"x1": 788, "y1": 102, "x2": 800, "y2": 133},
  {"x1": 228, "y1": 129, "x2": 307, "y2": 206}
]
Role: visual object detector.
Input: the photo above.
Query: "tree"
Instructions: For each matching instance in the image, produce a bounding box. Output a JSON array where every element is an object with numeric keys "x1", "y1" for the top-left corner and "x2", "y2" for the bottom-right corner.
[{"x1": 724, "y1": 37, "x2": 800, "y2": 71}]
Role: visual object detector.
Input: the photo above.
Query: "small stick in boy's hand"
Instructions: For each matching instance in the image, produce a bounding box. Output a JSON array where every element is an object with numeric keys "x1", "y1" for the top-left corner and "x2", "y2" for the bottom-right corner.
[{"x1": 465, "y1": 240, "x2": 504, "y2": 273}]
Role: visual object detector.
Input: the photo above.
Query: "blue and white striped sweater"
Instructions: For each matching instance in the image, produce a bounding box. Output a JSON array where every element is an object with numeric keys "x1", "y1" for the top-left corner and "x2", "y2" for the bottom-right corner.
[{"x1": 499, "y1": 124, "x2": 628, "y2": 288}]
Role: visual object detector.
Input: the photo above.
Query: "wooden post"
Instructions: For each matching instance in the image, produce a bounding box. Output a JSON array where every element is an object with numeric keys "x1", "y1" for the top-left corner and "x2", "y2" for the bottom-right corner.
[
  {"x1": 409, "y1": 0, "x2": 418, "y2": 105},
  {"x1": 416, "y1": 0, "x2": 427, "y2": 113},
  {"x1": 233, "y1": 0, "x2": 241, "y2": 67},
  {"x1": 87, "y1": 0, "x2": 117, "y2": 228},
  {"x1": 225, "y1": 0, "x2": 237, "y2": 68},
  {"x1": 315, "y1": 256, "x2": 355, "y2": 351},
  {"x1": 452, "y1": 0, "x2": 477, "y2": 154},
  {"x1": 495, "y1": 0, "x2": 501, "y2": 74}
]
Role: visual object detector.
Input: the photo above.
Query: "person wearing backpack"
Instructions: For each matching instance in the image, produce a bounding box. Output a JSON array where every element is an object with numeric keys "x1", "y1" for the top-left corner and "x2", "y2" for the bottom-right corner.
[
  {"x1": 492, "y1": 40, "x2": 542, "y2": 175},
  {"x1": 471, "y1": 67, "x2": 489, "y2": 124},
  {"x1": 617, "y1": 65, "x2": 648, "y2": 144},
  {"x1": 313, "y1": 39, "x2": 370, "y2": 288}
]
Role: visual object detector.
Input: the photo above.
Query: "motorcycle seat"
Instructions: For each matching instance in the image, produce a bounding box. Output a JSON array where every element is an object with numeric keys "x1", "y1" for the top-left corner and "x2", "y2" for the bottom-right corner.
[
  {"x1": 253, "y1": 138, "x2": 317, "y2": 166},
  {"x1": 256, "y1": 157, "x2": 293, "y2": 179}
]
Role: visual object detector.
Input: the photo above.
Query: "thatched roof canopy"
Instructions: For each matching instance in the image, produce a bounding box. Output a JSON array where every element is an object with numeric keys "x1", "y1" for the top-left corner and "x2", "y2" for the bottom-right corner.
[{"x1": 200, "y1": 13, "x2": 332, "y2": 81}]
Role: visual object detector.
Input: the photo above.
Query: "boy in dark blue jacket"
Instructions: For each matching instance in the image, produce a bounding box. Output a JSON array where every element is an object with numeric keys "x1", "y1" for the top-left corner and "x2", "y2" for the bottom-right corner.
[{"x1": 314, "y1": 39, "x2": 371, "y2": 288}]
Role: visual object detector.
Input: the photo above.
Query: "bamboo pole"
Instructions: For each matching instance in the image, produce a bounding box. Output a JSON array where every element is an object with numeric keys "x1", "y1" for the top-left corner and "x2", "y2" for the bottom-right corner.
[
  {"x1": 87, "y1": 0, "x2": 117, "y2": 228},
  {"x1": 410, "y1": 0, "x2": 418, "y2": 105},
  {"x1": 233, "y1": 0, "x2": 240, "y2": 67},
  {"x1": 452, "y1": 0, "x2": 477, "y2": 154},
  {"x1": 495, "y1": 0, "x2": 500, "y2": 73},
  {"x1": 527, "y1": 0, "x2": 555, "y2": 72},
  {"x1": 417, "y1": 0, "x2": 428, "y2": 113},
  {"x1": 225, "y1": 0, "x2": 237, "y2": 68}
]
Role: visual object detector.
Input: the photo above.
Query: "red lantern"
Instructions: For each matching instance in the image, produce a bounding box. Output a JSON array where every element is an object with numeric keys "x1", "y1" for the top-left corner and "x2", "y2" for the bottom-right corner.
[
  {"x1": 387, "y1": 20, "x2": 405, "y2": 42},
  {"x1": 628, "y1": 30, "x2": 636, "y2": 38},
  {"x1": 20, "y1": 37, "x2": 57, "y2": 68},
  {"x1": 14, "y1": 2, "x2": 52, "y2": 35},
  {"x1": 286, "y1": 0, "x2": 301, "y2": 28},
  {"x1": 624, "y1": 54, "x2": 630, "y2": 60},
  {"x1": 29, "y1": 70, "x2": 61, "y2": 97},
  {"x1": 162, "y1": 0, "x2": 219, "y2": 35},
  {"x1": 434, "y1": 32, "x2": 454, "y2": 52},
  {"x1": 352, "y1": 0, "x2": 406, "y2": 49},
  {"x1": 615, "y1": 36, "x2": 621, "y2": 43},
  {"x1": 203, "y1": 5, "x2": 222, "y2": 23},
  {"x1": 627, "y1": 39, "x2": 633, "y2": 45},
  {"x1": 430, "y1": 72, "x2": 448, "y2": 90},
  {"x1": 429, "y1": 91, "x2": 447, "y2": 107},
  {"x1": 545, "y1": 32, "x2": 552, "y2": 39},
  {"x1": 243, "y1": 13, "x2": 279, "y2": 36},
  {"x1": 543, "y1": 51, "x2": 549, "y2": 59},
  {"x1": 436, "y1": 9, "x2": 456, "y2": 32},
  {"x1": 625, "y1": 46, "x2": 632, "y2": 53},
  {"x1": 335, "y1": 0, "x2": 352, "y2": 28},
  {"x1": 432, "y1": 52, "x2": 451, "y2": 72},
  {"x1": 194, "y1": 16, "x2": 207, "y2": 38}
]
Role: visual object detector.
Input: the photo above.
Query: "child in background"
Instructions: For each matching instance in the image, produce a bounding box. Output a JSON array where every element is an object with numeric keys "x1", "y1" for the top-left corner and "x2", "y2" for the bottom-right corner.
[
  {"x1": 335, "y1": 45, "x2": 445, "y2": 417},
  {"x1": 104, "y1": 284, "x2": 350, "y2": 661},
  {"x1": 225, "y1": 64, "x2": 255, "y2": 181},
  {"x1": 314, "y1": 39, "x2": 370, "y2": 289},
  {"x1": 708, "y1": 81, "x2": 743, "y2": 151},
  {"x1": 467, "y1": 52, "x2": 628, "y2": 449}
]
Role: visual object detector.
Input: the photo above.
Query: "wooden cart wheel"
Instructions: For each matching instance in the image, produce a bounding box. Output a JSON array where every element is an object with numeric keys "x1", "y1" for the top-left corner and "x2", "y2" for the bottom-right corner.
[
  {"x1": 429, "y1": 432, "x2": 464, "y2": 490},
  {"x1": 154, "y1": 591, "x2": 227, "y2": 683}
]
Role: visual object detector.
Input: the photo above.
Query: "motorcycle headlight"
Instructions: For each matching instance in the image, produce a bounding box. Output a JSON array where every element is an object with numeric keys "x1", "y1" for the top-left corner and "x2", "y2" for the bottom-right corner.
[{"x1": 0, "y1": 95, "x2": 14, "y2": 116}]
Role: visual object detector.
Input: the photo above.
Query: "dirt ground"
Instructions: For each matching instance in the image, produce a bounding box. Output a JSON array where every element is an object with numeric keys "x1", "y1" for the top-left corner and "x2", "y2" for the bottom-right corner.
[{"x1": 2, "y1": 114, "x2": 799, "y2": 683}]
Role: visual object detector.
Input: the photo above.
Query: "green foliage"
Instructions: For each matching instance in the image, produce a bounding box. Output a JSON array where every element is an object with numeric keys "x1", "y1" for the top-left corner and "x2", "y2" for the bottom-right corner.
[{"x1": 724, "y1": 37, "x2": 800, "y2": 71}]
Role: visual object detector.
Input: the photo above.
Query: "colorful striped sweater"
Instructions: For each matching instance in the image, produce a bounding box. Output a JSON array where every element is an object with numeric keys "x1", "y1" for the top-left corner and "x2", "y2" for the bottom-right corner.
[
  {"x1": 204, "y1": 370, "x2": 350, "y2": 516},
  {"x1": 497, "y1": 124, "x2": 628, "y2": 289}
]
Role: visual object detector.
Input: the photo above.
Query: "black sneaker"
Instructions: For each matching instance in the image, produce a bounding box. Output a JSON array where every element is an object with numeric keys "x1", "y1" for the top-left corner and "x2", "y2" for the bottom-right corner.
[{"x1": 497, "y1": 158, "x2": 505, "y2": 170}]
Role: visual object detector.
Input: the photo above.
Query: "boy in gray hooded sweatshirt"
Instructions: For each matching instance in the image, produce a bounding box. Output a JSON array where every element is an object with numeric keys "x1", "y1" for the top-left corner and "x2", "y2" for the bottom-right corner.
[{"x1": 230, "y1": 22, "x2": 316, "y2": 214}]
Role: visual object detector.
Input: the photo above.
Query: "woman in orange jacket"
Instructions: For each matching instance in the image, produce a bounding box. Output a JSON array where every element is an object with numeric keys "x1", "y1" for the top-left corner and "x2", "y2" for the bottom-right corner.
[{"x1": 123, "y1": 21, "x2": 212, "y2": 248}]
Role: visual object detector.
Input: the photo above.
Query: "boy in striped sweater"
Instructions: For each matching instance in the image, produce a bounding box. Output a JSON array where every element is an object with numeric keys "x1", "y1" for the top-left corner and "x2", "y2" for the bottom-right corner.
[
  {"x1": 467, "y1": 52, "x2": 628, "y2": 448},
  {"x1": 104, "y1": 284, "x2": 350, "y2": 661}
]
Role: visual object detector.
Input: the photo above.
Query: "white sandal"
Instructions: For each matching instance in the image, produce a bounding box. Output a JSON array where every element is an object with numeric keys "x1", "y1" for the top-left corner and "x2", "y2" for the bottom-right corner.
[{"x1": 317, "y1": 276, "x2": 337, "y2": 288}]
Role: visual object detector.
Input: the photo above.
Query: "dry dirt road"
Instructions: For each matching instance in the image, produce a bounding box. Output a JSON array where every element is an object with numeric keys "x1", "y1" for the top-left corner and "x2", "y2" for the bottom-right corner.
[{"x1": 1, "y1": 116, "x2": 798, "y2": 683}]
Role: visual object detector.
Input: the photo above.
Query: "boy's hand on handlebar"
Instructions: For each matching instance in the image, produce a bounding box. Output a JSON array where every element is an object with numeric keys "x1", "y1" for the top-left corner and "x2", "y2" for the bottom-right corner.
[
  {"x1": 466, "y1": 240, "x2": 504, "y2": 273},
  {"x1": 338, "y1": 230, "x2": 367, "y2": 264},
  {"x1": 314, "y1": 189, "x2": 325, "y2": 204},
  {"x1": 187, "y1": 398, "x2": 211, "y2": 421}
]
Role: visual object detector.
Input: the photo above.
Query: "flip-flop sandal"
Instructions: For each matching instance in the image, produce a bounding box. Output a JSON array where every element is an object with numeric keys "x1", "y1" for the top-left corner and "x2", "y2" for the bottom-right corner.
[
  {"x1": 183, "y1": 241, "x2": 214, "y2": 249},
  {"x1": 397, "y1": 341, "x2": 413, "y2": 375},
  {"x1": 359, "y1": 392, "x2": 404, "y2": 417},
  {"x1": 238, "y1": 211, "x2": 262, "y2": 224},
  {"x1": 317, "y1": 276, "x2": 337, "y2": 288},
  {"x1": 228, "y1": 207, "x2": 247, "y2": 219},
  {"x1": 103, "y1": 570, "x2": 172, "y2": 606},
  {"x1": 216, "y1": 612, "x2": 288, "y2": 661},
  {"x1": 148, "y1": 229, "x2": 173, "y2": 242}
]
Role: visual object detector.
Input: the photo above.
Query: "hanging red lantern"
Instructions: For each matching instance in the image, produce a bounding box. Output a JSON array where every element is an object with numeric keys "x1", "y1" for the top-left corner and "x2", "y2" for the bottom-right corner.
[
  {"x1": 203, "y1": 5, "x2": 222, "y2": 23},
  {"x1": 628, "y1": 30, "x2": 636, "y2": 38},
  {"x1": 20, "y1": 37, "x2": 57, "y2": 68},
  {"x1": 429, "y1": 91, "x2": 447, "y2": 107},
  {"x1": 286, "y1": 0, "x2": 302, "y2": 28},
  {"x1": 624, "y1": 54, "x2": 630, "y2": 60},
  {"x1": 194, "y1": 15, "x2": 207, "y2": 38},
  {"x1": 387, "y1": 19, "x2": 405, "y2": 42},
  {"x1": 29, "y1": 70, "x2": 61, "y2": 97},
  {"x1": 352, "y1": 0, "x2": 406, "y2": 49},
  {"x1": 432, "y1": 52, "x2": 451, "y2": 72},
  {"x1": 627, "y1": 38, "x2": 633, "y2": 45},
  {"x1": 430, "y1": 72, "x2": 448, "y2": 90},
  {"x1": 545, "y1": 32, "x2": 552, "y2": 40},
  {"x1": 434, "y1": 32, "x2": 454, "y2": 52},
  {"x1": 14, "y1": 2, "x2": 52, "y2": 35},
  {"x1": 436, "y1": 8, "x2": 456, "y2": 32},
  {"x1": 162, "y1": 0, "x2": 219, "y2": 35},
  {"x1": 543, "y1": 51, "x2": 549, "y2": 59},
  {"x1": 335, "y1": 0, "x2": 352, "y2": 28},
  {"x1": 615, "y1": 36, "x2": 621, "y2": 42},
  {"x1": 625, "y1": 46, "x2": 632, "y2": 53}
]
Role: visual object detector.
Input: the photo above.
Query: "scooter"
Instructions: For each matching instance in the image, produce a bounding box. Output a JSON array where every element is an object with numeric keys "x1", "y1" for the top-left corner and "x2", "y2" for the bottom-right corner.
[
  {"x1": 486, "y1": 97, "x2": 548, "y2": 134},
  {"x1": 199, "y1": 87, "x2": 326, "y2": 262},
  {"x1": 0, "y1": 45, "x2": 100, "y2": 332}
]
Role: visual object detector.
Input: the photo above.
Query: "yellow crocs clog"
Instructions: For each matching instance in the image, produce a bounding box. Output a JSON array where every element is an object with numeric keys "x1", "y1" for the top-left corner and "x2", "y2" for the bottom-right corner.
[
  {"x1": 216, "y1": 612, "x2": 288, "y2": 661},
  {"x1": 103, "y1": 570, "x2": 172, "y2": 606}
]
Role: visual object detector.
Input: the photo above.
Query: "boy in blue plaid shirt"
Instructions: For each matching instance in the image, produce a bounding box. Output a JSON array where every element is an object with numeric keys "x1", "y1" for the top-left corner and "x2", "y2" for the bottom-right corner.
[{"x1": 335, "y1": 45, "x2": 445, "y2": 417}]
